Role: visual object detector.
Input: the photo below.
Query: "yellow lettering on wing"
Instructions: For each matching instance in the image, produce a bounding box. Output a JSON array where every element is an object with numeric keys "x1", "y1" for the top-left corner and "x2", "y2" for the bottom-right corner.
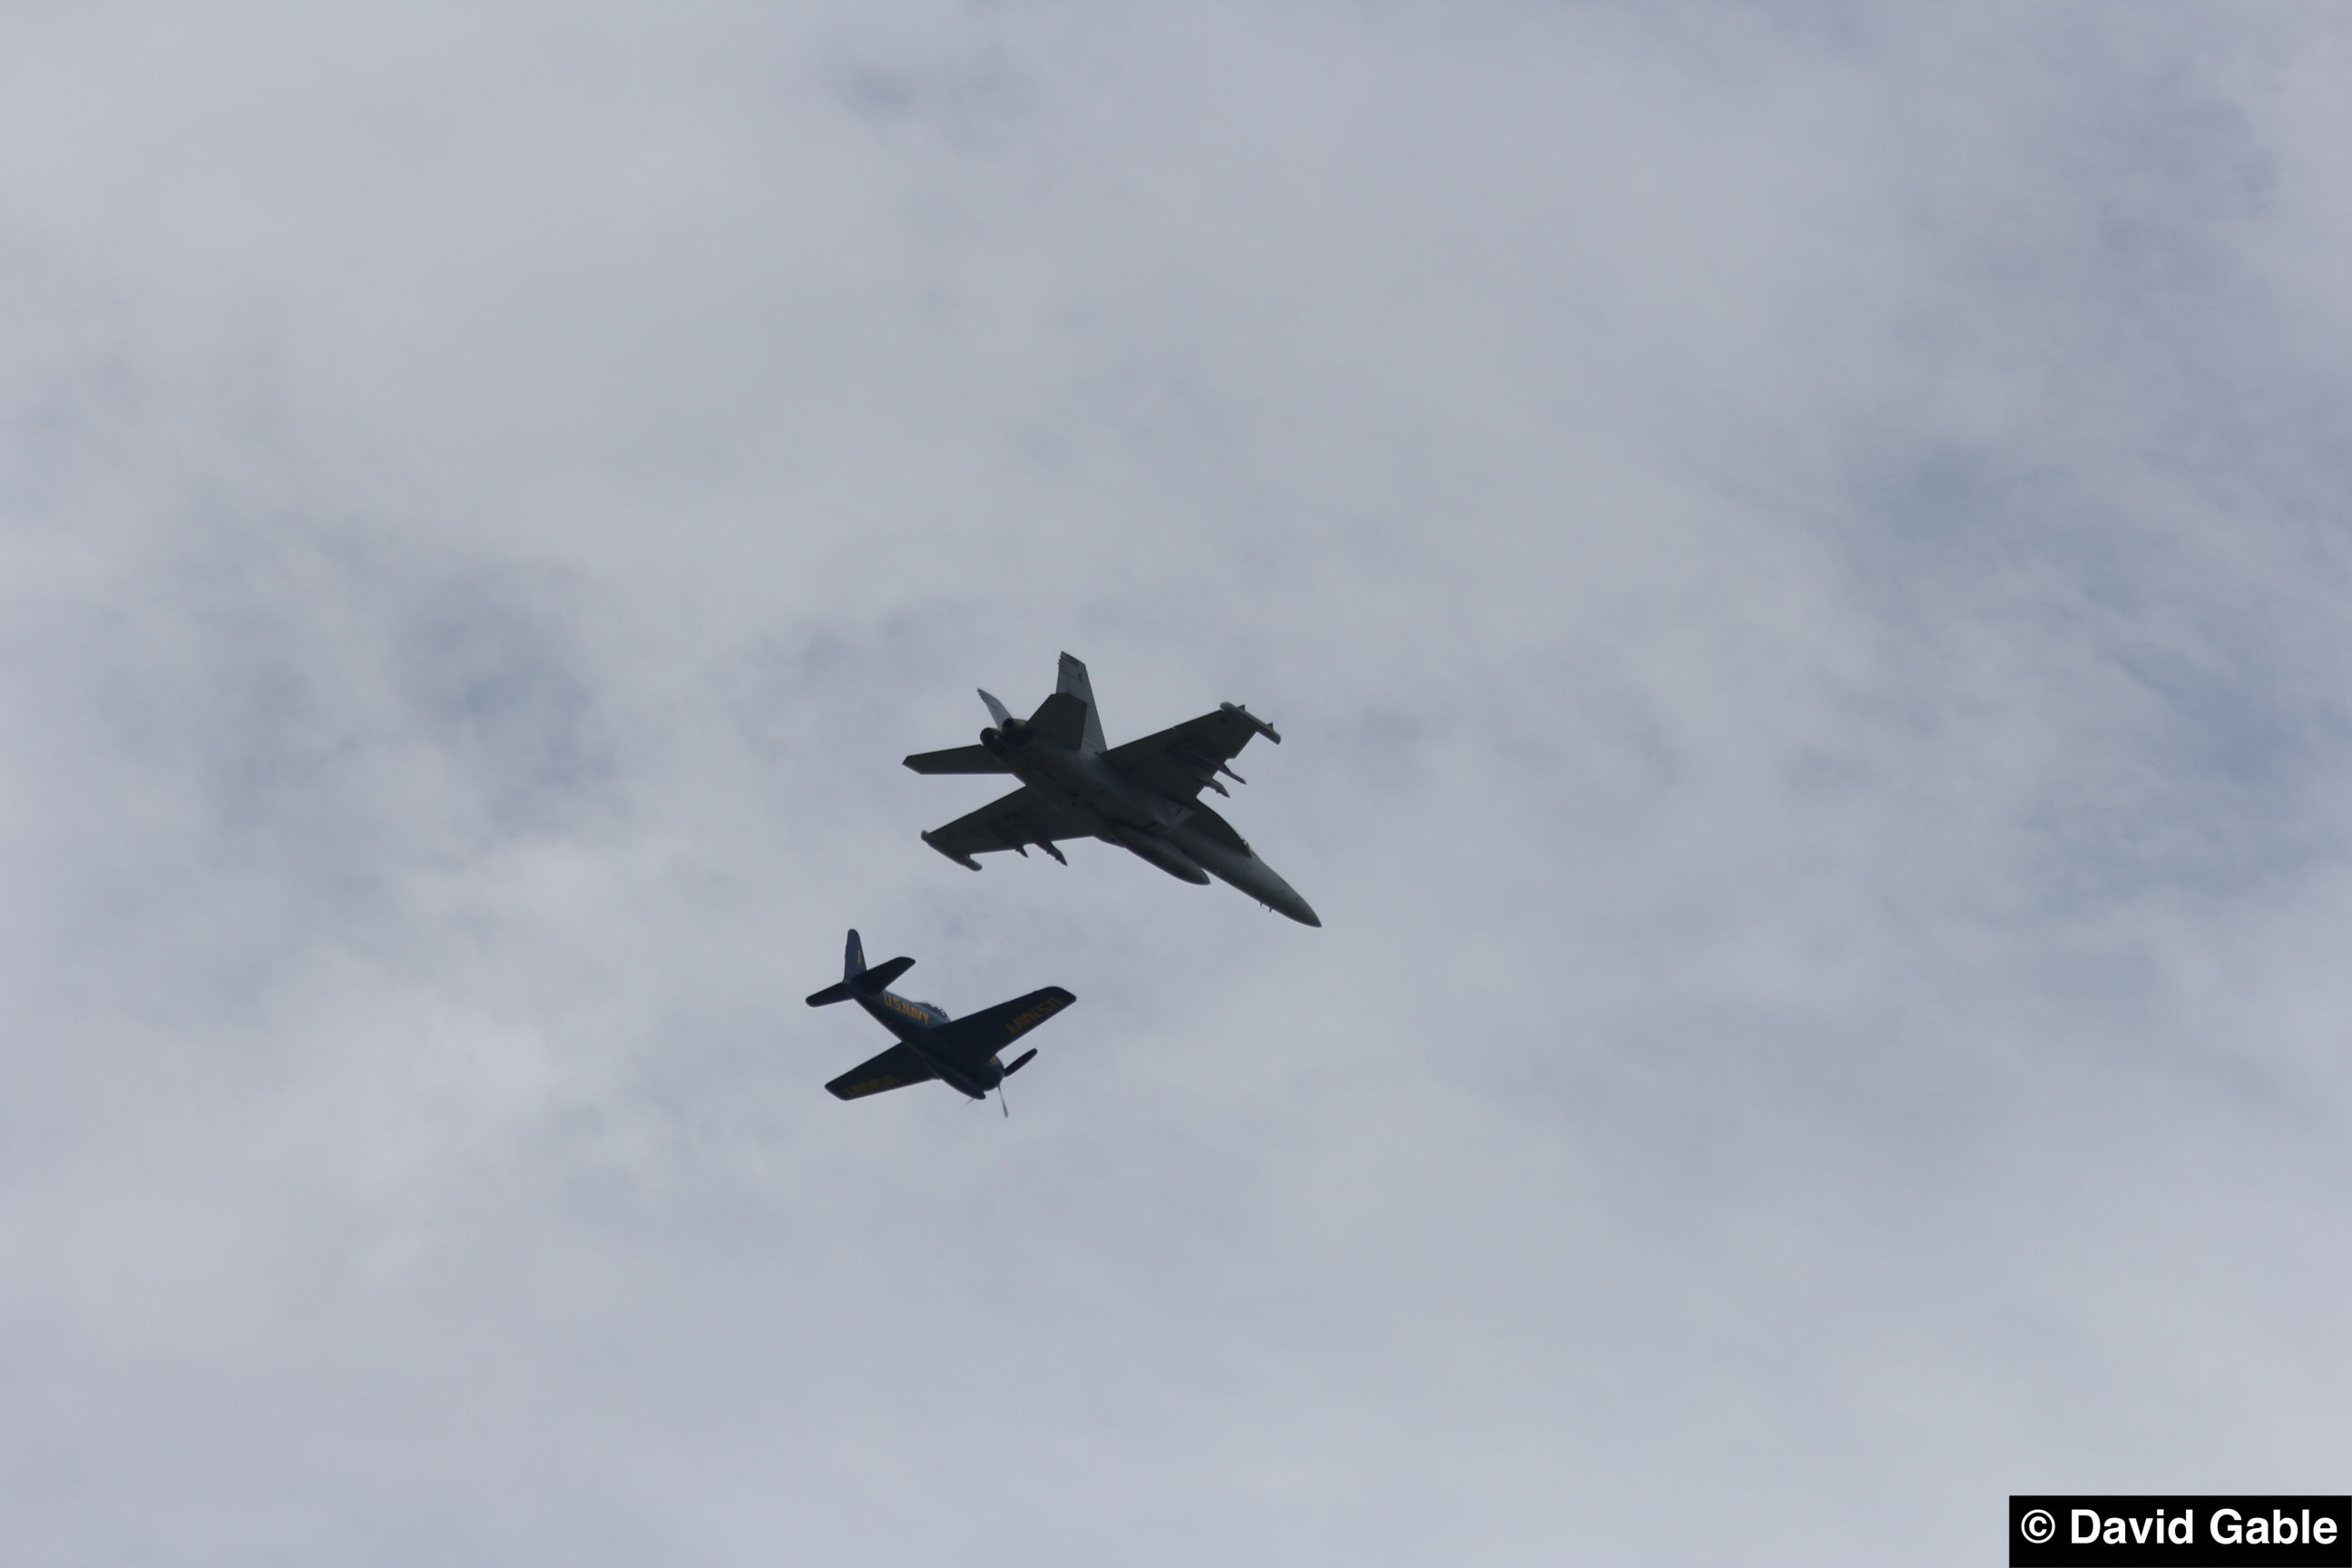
[{"x1": 1004, "y1": 997, "x2": 1064, "y2": 1034}]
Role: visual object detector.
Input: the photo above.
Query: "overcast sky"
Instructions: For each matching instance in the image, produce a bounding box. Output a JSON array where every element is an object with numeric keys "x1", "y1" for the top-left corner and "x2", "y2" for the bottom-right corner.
[{"x1": 4, "y1": 4, "x2": 2348, "y2": 1563}]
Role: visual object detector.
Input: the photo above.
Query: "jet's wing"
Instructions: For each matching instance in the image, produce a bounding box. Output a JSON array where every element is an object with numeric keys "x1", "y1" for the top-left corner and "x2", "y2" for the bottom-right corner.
[
  {"x1": 919, "y1": 786, "x2": 1093, "y2": 867},
  {"x1": 1102, "y1": 705, "x2": 1276, "y2": 807},
  {"x1": 919, "y1": 986, "x2": 1076, "y2": 1068},
  {"x1": 826, "y1": 1043, "x2": 937, "y2": 1101}
]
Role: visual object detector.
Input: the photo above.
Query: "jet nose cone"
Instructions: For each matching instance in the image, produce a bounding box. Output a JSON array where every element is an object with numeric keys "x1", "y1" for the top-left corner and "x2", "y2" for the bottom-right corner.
[{"x1": 1282, "y1": 896, "x2": 1321, "y2": 928}]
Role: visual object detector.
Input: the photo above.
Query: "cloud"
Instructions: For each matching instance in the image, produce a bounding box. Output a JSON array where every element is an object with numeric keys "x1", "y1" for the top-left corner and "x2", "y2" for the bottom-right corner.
[{"x1": 3, "y1": 3, "x2": 2347, "y2": 1563}]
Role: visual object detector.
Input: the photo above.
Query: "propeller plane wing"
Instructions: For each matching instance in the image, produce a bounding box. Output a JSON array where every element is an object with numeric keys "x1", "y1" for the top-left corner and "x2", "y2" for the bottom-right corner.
[{"x1": 810, "y1": 930, "x2": 1073, "y2": 1112}]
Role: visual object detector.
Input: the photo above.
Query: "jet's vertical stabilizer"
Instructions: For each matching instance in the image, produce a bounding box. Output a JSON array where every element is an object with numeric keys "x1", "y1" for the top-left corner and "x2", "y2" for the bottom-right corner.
[{"x1": 1057, "y1": 652, "x2": 1107, "y2": 754}]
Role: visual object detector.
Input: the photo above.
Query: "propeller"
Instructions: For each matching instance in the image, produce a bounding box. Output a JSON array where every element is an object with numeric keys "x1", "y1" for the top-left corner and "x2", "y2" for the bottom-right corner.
[{"x1": 997, "y1": 1048, "x2": 1038, "y2": 1120}]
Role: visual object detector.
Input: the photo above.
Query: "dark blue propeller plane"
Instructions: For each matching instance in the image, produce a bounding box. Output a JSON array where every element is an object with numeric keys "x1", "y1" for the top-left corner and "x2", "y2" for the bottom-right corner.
[{"x1": 808, "y1": 929, "x2": 1074, "y2": 1113}]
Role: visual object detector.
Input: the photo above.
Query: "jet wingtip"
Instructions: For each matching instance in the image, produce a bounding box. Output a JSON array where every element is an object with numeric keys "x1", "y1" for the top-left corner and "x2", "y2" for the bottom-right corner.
[{"x1": 920, "y1": 830, "x2": 985, "y2": 871}]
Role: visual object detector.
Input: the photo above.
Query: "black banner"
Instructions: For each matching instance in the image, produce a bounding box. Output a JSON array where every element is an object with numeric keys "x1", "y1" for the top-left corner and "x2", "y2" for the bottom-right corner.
[{"x1": 2012, "y1": 1497, "x2": 2349, "y2": 1565}]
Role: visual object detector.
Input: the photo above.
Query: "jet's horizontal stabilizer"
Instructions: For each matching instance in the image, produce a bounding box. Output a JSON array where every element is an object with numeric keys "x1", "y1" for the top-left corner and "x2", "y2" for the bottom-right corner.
[
  {"x1": 805, "y1": 981, "x2": 854, "y2": 1007},
  {"x1": 905, "y1": 744, "x2": 1012, "y2": 775},
  {"x1": 851, "y1": 956, "x2": 915, "y2": 994}
]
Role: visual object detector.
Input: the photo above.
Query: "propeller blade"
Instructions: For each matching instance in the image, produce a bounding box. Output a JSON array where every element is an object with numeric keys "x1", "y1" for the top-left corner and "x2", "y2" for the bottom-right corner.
[
  {"x1": 978, "y1": 689, "x2": 1014, "y2": 728},
  {"x1": 998, "y1": 1046, "x2": 1041, "y2": 1117}
]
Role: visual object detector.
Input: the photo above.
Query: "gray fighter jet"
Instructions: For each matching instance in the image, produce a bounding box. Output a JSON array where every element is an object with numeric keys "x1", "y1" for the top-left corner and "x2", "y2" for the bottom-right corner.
[
  {"x1": 906, "y1": 653, "x2": 1321, "y2": 926},
  {"x1": 809, "y1": 929, "x2": 1073, "y2": 1112}
]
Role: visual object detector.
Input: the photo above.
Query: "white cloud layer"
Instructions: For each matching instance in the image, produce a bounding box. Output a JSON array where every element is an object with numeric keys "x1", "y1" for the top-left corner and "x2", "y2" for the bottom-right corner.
[{"x1": 4, "y1": 4, "x2": 2347, "y2": 1563}]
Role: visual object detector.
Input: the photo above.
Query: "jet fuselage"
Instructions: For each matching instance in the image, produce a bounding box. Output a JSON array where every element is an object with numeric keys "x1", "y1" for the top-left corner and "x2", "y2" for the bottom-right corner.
[{"x1": 980, "y1": 723, "x2": 1319, "y2": 926}]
